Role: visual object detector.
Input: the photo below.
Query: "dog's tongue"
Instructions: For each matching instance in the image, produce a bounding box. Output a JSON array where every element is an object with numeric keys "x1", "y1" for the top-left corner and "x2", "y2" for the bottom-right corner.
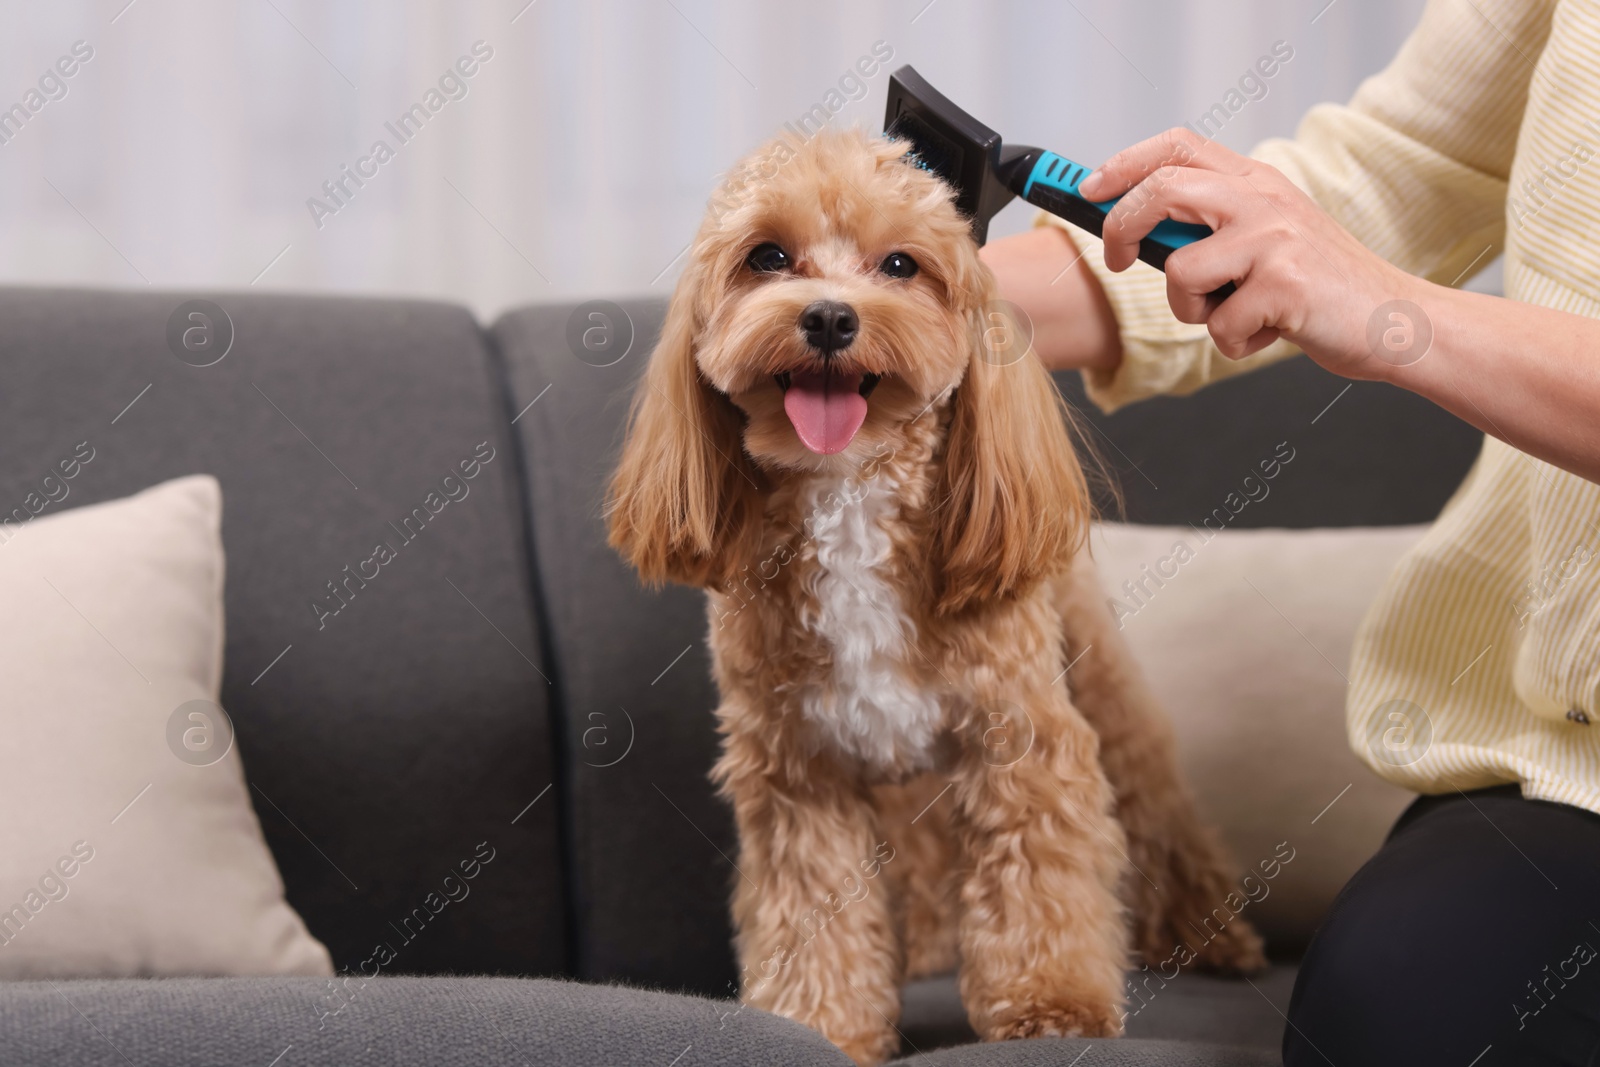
[{"x1": 783, "y1": 368, "x2": 868, "y2": 455}]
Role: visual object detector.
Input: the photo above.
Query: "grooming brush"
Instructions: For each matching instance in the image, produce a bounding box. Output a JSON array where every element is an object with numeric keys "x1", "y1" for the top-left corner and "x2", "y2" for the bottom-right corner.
[{"x1": 885, "y1": 64, "x2": 1233, "y2": 299}]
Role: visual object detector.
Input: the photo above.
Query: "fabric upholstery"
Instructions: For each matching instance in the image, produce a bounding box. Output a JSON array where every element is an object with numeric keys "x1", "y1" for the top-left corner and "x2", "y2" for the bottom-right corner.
[
  {"x1": 0, "y1": 289, "x2": 564, "y2": 977},
  {"x1": 492, "y1": 300, "x2": 737, "y2": 995},
  {"x1": 1054, "y1": 355, "x2": 1482, "y2": 530},
  {"x1": 0, "y1": 976, "x2": 852, "y2": 1066},
  {"x1": 0, "y1": 969, "x2": 1293, "y2": 1066}
]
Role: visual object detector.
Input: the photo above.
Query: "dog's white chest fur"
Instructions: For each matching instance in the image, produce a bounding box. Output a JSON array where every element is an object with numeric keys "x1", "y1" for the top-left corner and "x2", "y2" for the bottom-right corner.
[{"x1": 796, "y1": 471, "x2": 943, "y2": 771}]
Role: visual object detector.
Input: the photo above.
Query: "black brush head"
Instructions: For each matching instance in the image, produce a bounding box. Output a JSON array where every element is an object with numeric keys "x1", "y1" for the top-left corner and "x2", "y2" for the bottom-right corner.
[{"x1": 884, "y1": 65, "x2": 1017, "y2": 245}]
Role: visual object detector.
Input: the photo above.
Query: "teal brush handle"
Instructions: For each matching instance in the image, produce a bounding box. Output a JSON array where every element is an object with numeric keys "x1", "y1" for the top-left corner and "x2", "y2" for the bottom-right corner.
[{"x1": 1015, "y1": 150, "x2": 1234, "y2": 298}]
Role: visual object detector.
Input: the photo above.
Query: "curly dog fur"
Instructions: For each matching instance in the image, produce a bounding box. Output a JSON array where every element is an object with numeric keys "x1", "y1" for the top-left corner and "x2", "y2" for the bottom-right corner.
[{"x1": 608, "y1": 126, "x2": 1263, "y2": 1065}]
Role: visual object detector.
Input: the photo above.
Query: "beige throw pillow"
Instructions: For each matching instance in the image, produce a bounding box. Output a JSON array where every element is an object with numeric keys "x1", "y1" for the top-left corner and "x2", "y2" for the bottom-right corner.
[
  {"x1": 0, "y1": 474, "x2": 331, "y2": 977},
  {"x1": 1090, "y1": 521, "x2": 1427, "y2": 949}
]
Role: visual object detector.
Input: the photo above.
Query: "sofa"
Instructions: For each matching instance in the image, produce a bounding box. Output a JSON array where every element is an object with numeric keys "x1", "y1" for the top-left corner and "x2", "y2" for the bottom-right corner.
[{"x1": 0, "y1": 288, "x2": 1481, "y2": 1065}]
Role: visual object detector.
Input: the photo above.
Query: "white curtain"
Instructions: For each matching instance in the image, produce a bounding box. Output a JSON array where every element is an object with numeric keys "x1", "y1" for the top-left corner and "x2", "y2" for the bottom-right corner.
[{"x1": 0, "y1": 0, "x2": 1430, "y2": 320}]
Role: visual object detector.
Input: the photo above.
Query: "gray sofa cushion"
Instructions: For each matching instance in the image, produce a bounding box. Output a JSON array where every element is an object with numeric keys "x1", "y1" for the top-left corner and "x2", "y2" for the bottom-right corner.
[
  {"x1": 1052, "y1": 345, "x2": 1481, "y2": 529},
  {"x1": 0, "y1": 973, "x2": 1286, "y2": 1066},
  {"x1": 0, "y1": 976, "x2": 851, "y2": 1066},
  {"x1": 0, "y1": 289, "x2": 564, "y2": 977},
  {"x1": 493, "y1": 300, "x2": 737, "y2": 995}
]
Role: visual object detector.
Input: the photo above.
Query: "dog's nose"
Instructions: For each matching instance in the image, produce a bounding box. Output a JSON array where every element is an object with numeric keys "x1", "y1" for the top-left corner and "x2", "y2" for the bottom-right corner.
[{"x1": 799, "y1": 300, "x2": 858, "y2": 354}]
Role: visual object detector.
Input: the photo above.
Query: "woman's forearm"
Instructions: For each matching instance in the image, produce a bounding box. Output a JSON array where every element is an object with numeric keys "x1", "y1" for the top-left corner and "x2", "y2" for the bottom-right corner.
[
  {"x1": 987, "y1": 180, "x2": 1600, "y2": 488},
  {"x1": 1076, "y1": 128, "x2": 1600, "y2": 486},
  {"x1": 979, "y1": 227, "x2": 1122, "y2": 374},
  {"x1": 1388, "y1": 281, "x2": 1600, "y2": 482}
]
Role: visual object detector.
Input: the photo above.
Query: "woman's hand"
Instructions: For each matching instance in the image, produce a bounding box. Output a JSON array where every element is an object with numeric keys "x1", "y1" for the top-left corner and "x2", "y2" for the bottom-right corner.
[
  {"x1": 1081, "y1": 127, "x2": 1426, "y2": 380},
  {"x1": 1080, "y1": 125, "x2": 1600, "y2": 482}
]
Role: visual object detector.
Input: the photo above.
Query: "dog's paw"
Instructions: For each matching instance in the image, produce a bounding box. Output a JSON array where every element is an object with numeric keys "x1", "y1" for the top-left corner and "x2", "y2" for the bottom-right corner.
[
  {"x1": 1125, "y1": 825, "x2": 1271, "y2": 977},
  {"x1": 981, "y1": 995, "x2": 1124, "y2": 1042},
  {"x1": 1134, "y1": 906, "x2": 1269, "y2": 977},
  {"x1": 832, "y1": 1029, "x2": 899, "y2": 1067},
  {"x1": 1187, "y1": 916, "x2": 1267, "y2": 975}
]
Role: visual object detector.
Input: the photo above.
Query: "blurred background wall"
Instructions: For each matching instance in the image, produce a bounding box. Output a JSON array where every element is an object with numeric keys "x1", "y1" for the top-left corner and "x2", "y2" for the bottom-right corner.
[{"x1": 0, "y1": 0, "x2": 1439, "y2": 319}]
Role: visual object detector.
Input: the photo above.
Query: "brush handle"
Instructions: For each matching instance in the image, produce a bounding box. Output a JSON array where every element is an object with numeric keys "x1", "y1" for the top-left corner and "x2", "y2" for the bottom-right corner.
[{"x1": 1017, "y1": 150, "x2": 1235, "y2": 301}]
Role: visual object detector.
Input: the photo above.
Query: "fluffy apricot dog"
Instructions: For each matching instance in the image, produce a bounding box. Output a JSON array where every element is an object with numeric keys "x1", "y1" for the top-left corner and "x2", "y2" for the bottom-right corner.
[{"x1": 608, "y1": 127, "x2": 1263, "y2": 1065}]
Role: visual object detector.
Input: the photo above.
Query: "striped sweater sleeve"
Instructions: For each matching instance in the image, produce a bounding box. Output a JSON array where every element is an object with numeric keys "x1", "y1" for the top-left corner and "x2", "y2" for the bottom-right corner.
[{"x1": 1041, "y1": 0, "x2": 1555, "y2": 413}]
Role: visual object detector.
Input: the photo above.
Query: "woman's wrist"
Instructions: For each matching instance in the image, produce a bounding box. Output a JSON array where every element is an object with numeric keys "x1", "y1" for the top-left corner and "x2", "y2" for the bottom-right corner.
[
  {"x1": 1358, "y1": 274, "x2": 1496, "y2": 401},
  {"x1": 1338, "y1": 269, "x2": 1447, "y2": 387},
  {"x1": 979, "y1": 226, "x2": 1122, "y2": 374}
]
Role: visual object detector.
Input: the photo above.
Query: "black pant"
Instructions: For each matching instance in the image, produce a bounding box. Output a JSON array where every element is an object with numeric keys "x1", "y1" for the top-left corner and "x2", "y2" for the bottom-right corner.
[{"x1": 1285, "y1": 785, "x2": 1600, "y2": 1066}]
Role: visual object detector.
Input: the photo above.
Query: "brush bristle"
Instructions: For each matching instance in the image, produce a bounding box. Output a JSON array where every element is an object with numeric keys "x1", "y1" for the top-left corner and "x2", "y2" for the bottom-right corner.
[{"x1": 888, "y1": 110, "x2": 962, "y2": 191}]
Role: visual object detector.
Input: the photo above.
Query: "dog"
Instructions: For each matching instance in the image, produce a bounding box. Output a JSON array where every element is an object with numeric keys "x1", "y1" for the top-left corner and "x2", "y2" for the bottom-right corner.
[{"x1": 607, "y1": 126, "x2": 1264, "y2": 1065}]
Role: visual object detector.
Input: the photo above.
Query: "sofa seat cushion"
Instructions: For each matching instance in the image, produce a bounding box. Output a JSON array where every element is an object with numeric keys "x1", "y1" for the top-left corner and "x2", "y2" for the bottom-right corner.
[
  {"x1": 0, "y1": 971, "x2": 1289, "y2": 1066},
  {"x1": 0, "y1": 976, "x2": 853, "y2": 1067}
]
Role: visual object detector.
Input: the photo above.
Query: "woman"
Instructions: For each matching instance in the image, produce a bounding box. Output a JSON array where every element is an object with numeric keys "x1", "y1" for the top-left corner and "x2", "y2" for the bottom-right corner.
[{"x1": 982, "y1": 1, "x2": 1600, "y2": 1063}]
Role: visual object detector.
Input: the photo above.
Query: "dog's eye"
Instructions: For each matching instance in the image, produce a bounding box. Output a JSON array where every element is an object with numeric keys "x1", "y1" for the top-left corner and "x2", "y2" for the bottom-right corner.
[
  {"x1": 746, "y1": 243, "x2": 791, "y2": 274},
  {"x1": 879, "y1": 252, "x2": 919, "y2": 279}
]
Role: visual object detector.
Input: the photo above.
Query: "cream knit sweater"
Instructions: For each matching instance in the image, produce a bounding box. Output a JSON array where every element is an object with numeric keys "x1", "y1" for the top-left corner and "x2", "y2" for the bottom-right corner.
[{"x1": 1044, "y1": 0, "x2": 1600, "y2": 811}]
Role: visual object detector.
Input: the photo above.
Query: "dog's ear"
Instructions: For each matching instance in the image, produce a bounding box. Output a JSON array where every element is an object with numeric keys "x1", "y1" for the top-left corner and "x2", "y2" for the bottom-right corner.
[
  {"x1": 929, "y1": 292, "x2": 1090, "y2": 615},
  {"x1": 606, "y1": 257, "x2": 764, "y2": 588}
]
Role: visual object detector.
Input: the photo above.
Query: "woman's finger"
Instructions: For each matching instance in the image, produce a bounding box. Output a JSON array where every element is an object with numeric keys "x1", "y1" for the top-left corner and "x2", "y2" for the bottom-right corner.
[
  {"x1": 1100, "y1": 166, "x2": 1247, "y2": 272},
  {"x1": 1079, "y1": 128, "x2": 1251, "y2": 201},
  {"x1": 1163, "y1": 230, "x2": 1259, "y2": 321},
  {"x1": 1205, "y1": 279, "x2": 1283, "y2": 360}
]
